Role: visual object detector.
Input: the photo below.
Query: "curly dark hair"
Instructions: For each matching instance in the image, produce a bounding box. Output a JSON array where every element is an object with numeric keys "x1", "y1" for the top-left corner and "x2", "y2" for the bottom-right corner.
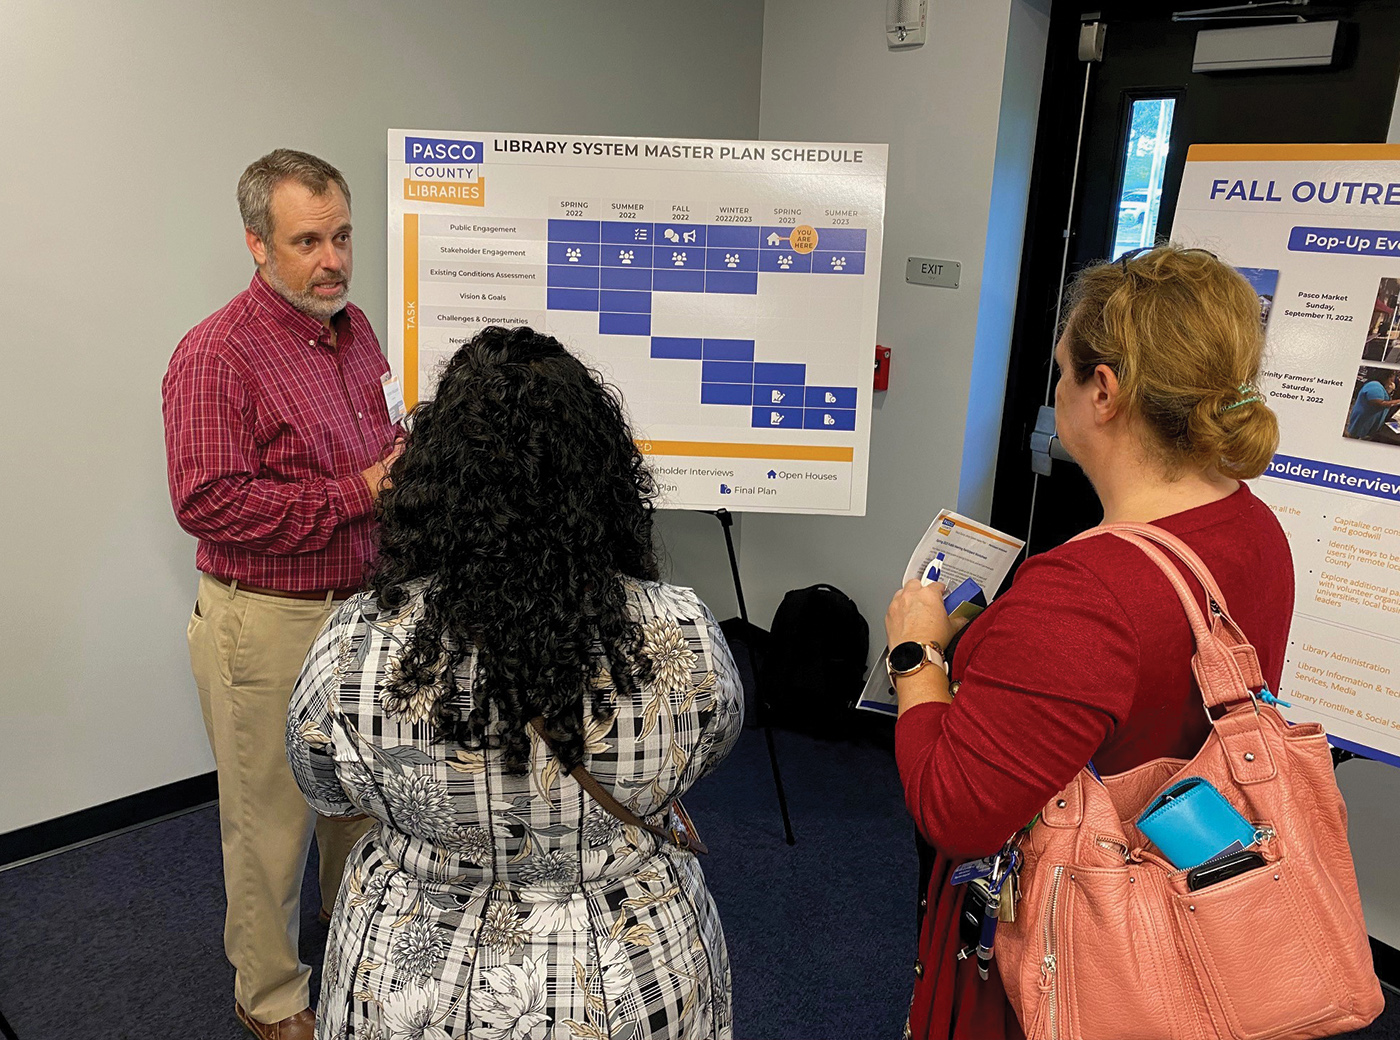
[{"x1": 370, "y1": 326, "x2": 659, "y2": 772}]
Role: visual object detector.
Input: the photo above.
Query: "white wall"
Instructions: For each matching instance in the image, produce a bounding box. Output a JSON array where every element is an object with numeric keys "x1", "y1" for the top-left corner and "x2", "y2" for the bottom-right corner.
[
  {"x1": 744, "y1": 0, "x2": 1048, "y2": 643},
  {"x1": 0, "y1": 0, "x2": 764, "y2": 834}
]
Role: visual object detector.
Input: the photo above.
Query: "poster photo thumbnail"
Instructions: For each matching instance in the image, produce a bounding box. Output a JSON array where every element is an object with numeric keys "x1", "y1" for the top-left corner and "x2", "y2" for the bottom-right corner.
[
  {"x1": 1343, "y1": 364, "x2": 1400, "y2": 445},
  {"x1": 1362, "y1": 276, "x2": 1400, "y2": 364},
  {"x1": 1238, "y1": 266, "x2": 1279, "y2": 326}
]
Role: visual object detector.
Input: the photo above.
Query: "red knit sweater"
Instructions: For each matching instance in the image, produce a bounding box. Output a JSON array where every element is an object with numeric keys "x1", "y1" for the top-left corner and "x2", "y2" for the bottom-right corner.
[{"x1": 895, "y1": 485, "x2": 1295, "y2": 1039}]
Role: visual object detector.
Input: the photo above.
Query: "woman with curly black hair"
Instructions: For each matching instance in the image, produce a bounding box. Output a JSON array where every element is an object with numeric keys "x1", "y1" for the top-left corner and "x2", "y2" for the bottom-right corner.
[{"x1": 288, "y1": 326, "x2": 744, "y2": 1040}]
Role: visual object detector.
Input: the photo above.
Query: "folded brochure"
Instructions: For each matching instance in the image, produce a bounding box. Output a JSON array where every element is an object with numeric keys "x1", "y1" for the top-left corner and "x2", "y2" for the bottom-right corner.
[{"x1": 855, "y1": 510, "x2": 1025, "y2": 715}]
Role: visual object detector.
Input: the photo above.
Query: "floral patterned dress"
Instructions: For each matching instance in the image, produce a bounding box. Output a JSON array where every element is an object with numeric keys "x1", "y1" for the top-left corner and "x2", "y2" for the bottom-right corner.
[{"x1": 287, "y1": 579, "x2": 744, "y2": 1040}]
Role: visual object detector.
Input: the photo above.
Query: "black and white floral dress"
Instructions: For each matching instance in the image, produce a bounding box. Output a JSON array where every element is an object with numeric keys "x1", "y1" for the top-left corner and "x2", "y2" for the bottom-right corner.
[{"x1": 287, "y1": 579, "x2": 743, "y2": 1040}]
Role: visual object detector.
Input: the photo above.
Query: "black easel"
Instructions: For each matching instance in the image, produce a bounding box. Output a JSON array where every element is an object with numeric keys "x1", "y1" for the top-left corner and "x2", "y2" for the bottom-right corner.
[
  {"x1": 703, "y1": 508, "x2": 796, "y2": 845},
  {"x1": 0, "y1": 1007, "x2": 19, "y2": 1040}
]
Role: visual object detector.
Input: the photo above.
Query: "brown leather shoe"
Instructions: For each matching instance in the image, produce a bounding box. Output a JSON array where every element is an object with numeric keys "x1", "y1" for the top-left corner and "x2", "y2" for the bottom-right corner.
[{"x1": 235, "y1": 1003, "x2": 315, "y2": 1040}]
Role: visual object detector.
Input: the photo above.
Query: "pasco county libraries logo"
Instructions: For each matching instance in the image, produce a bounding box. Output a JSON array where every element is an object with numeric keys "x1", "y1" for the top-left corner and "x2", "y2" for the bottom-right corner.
[{"x1": 403, "y1": 136, "x2": 485, "y2": 207}]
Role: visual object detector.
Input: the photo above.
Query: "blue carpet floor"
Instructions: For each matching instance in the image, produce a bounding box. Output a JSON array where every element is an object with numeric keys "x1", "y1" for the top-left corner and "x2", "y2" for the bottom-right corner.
[{"x1": 0, "y1": 722, "x2": 1393, "y2": 1038}]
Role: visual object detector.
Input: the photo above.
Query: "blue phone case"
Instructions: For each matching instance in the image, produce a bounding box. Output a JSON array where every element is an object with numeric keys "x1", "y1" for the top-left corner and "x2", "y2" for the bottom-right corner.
[
  {"x1": 1136, "y1": 777, "x2": 1256, "y2": 870},
  {"x1": 942, "y1": 578, "x2": 985, "y2": 612}
]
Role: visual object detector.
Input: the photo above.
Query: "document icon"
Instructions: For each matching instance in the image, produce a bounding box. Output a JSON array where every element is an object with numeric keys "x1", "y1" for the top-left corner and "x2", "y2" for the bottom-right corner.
[
  {"x1": 770, "y1": 411, "x2": 785, "y2": 426},
  {"x1": 824, "y1": 391, "x2": 836, "y2": 404},
  {"x1": 771, "y1": 390, "x2": 785, "y2": 403}
]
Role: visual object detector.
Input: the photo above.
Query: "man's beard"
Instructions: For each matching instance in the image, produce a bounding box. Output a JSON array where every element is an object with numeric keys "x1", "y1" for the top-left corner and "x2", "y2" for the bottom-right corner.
[{"x1": 263, "y1": 257, "x2": 350, "y2": 322}]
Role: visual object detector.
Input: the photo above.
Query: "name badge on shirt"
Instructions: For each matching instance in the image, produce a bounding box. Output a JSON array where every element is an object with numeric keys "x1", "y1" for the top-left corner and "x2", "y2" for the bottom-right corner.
[{"x1": 381, "y1": 372, "x2": 407, "y2": 424}]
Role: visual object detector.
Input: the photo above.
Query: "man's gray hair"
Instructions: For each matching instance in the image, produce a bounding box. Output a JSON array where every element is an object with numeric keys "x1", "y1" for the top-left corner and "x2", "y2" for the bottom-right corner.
[{"x1": 237, "y1": 149, "x2": 351, "y2": 245}]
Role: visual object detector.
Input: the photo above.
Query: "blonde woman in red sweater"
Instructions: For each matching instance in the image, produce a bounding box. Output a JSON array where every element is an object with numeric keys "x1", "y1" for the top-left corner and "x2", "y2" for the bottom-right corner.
[{"x1": 886, "y1": 246, "x2": 1292, "y2": 1040}]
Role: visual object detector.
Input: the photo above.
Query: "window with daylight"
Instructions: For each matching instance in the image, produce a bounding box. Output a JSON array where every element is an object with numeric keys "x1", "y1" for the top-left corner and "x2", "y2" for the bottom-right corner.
[{"x1": 1111, "y1": 97, "x2": 1177, "y2": 260}]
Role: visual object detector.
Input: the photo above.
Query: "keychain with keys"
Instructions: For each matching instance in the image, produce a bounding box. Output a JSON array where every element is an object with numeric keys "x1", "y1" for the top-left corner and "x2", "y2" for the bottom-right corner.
[
  {"x1": 997, "y1": 828, "x2": 1030, "y2": 925},
  {"x1": 976, "y1": 842, "x2": 1021, "y2": 980},
  {"x1": 998, "y1": 861, "x2": 1019, "y2": 923},
  {"x1": 952, "y1": 838, "x2": 1022, "y2": 975}
]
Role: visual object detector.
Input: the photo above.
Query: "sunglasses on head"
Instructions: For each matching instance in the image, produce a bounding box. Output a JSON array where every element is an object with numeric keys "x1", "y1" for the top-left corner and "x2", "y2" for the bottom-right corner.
[{"x1": 1117, "y1": 246, "x2": 1218, "y2": 272}]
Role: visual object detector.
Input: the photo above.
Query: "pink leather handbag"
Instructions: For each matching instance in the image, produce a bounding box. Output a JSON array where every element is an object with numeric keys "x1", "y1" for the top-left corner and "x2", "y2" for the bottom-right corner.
[{"x1": 994, "y1": 523, "x2": 1383, "y2": 1040}]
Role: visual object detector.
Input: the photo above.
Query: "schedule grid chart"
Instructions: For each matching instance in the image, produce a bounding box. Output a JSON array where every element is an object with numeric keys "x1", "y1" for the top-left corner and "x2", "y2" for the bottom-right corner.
[{"x1": 390, "y1": 130, "x2": 887, "y2": 515}]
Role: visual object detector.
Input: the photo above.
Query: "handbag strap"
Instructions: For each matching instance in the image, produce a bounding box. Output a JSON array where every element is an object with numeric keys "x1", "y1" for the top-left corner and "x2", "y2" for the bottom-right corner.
[
  {"x1": 528, "y1": 717, "x2": 708, "y2": 855},
  {"x1": 1071, "y1": 523, "x2": 1265, "y2": 713},
  {"x1": 1086, "y1": 522, "x2": 1232, "y2": 612}
]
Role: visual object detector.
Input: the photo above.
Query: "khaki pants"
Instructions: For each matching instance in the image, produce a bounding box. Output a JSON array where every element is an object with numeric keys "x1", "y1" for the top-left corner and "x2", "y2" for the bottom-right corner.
[{"x1": 188, "y1": 573, "x2": 373, "y2": 1023}]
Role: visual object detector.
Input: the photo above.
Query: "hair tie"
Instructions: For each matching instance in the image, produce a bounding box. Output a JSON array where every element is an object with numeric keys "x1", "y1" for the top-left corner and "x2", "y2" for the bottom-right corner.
[{"x1": 1223, "y1": 383, "x2": 1264, "y2": 412}]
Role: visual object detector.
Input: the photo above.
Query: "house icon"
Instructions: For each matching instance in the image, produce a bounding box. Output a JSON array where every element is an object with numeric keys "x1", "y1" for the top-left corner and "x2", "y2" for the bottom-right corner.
[{"x1": 766, "y1": 232, "x2": 782, "y2": 246}]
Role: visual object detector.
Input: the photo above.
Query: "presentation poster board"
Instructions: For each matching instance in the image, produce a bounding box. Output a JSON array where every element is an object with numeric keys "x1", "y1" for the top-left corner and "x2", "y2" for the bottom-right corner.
[
  {"x1": 1173, "y1": 144, "x2": 1400, "y2": 766},
  {"x1": 387, "y1": 129, "x2": 887, "y2": 516}
]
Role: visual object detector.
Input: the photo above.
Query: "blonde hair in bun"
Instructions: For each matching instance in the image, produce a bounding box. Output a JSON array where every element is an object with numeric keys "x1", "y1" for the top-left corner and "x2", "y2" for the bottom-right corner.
[{"x1": 1062, "y1": 245, "x2": 1279, "y2": 480}]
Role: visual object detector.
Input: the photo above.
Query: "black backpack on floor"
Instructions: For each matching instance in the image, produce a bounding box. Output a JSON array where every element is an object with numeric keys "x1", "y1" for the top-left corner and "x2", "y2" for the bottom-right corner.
[{"x1": 757, "y1": 583, "x2": 869, "y2": 732}]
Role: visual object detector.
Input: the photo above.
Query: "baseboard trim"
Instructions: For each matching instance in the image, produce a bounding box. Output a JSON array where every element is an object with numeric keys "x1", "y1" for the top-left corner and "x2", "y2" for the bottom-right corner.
[{"x1": 0, "y1": 771, "x2": 217, "y2": 870}]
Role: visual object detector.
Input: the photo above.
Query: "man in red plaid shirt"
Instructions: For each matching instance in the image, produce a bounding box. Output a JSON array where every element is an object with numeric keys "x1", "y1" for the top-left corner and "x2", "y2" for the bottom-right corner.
[{"x1": 162, "y1": 149, "x2": 403, "y2": 1040}]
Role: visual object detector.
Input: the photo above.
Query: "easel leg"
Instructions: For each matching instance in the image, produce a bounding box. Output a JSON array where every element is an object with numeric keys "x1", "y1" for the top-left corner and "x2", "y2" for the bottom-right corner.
[{"x1": 709, "y1": 509, "x2": 796, "y2": 845}]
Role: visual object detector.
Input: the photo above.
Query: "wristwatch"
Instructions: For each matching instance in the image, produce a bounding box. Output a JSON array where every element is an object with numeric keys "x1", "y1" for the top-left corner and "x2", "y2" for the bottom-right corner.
[{"x1": 886, "y1": 639, "x2": 945, "y2": 685}]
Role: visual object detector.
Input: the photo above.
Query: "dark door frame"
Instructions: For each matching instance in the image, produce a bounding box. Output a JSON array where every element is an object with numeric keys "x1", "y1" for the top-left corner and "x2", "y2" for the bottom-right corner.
[{"x1": 989, "y1": 0, "x2": 1400, "y2": 559}]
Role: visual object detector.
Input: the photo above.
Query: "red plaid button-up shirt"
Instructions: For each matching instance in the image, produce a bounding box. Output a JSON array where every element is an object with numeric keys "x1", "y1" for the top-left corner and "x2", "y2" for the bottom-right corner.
[{"x1": 163, "y1": 274, "x2": 402, "y2": 591}]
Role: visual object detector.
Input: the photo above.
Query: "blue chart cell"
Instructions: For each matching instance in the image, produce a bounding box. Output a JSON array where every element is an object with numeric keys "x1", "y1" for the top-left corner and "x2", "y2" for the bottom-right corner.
[
  {"x1": 759, "y1": 251, "x2": 812, "y2": 274},
  {"x1": 702, "y1": 360, "x2": 755, "y2": 384},
  {"x1": 805, "y1": 386, "x2": 858, "y2": 409},
  {"x1": 804, "y1": 409, "x2": 857, "y2": 431},
  {"x1": 654, "y1": 224, "x2": 707, "y2": 249},
  {"x1": 812, "y1": 251, "x2": 865, "y2": 275},
  {"x1": 601, "y1": 221, "x2": 655, "y2": 244},
  {"x1": 816, "y1": 228, "x2": 868, "y2": 251},
  {"x1": 754, "y1": 384, "x2": 801, "y2": 408},
  {"x1": 709, "y1": 225, "x2": 762, "y2": 248},
  {"x1": 758, "y1": 251, "x2": 812, "y2": 273},
  {"x1": 701, "y1": 383, "x2": 752, "y2": 406},
  {"x1": 755, "y1": 362, "x2": 806, "y2": 385},
  {"x1": 760, "y1": 227, "x2": 792, "y2": 249},
  {"x1": 705, "y1": 248, "x2": 758, "y2": 272},
  {"x1": 548, "y1": 219, "x2": 601, "y2": 243},
  {"x1": 600, "y1": 290, "x2": 650, "y2": 313},
  {"x1": 547, "y1": 242, "x2": 601, "y2": 266},
  {"x1": 651, "y1": 337, "x2": 703, "y2": 360},
  {"x1": 548, "y1": 288, "x2": 600, "y2": 311},
  {"x1": 656, "y1": 247, "x2": 700, "y2": 270},
  {"x1": 603, "y1": 244, "x2": 653, "y2": 268},
  {"x1": 702, "y1": 339, "x2": 755, "y2": 361},
  {"x1": 599, "y1": 312, "x2": 650, "y2": 336},
  {"x1": 752, "y1": 406, "x2": 804, "y2": 429},
  {"x1": 653, "y1": 269, "x2": 705, "y2": 293},
  {"x1": 601, "y1": 267, "x2": 652, "y2": 290},
  {"x1": 705, "y1": 271, "x2": 758, "y2": 295},
  {"x1": 548, "y1": 265, "x2": 600, "y2": 289}
]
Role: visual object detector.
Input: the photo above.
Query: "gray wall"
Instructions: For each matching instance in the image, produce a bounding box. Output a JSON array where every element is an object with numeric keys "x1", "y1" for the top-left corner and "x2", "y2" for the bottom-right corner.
[
  {"x1": 744, "y1": 0, "x2": 1048, "y2": 653},
  {"x1": 0, "y1": 0, "x2": 764, "y2": 833}
]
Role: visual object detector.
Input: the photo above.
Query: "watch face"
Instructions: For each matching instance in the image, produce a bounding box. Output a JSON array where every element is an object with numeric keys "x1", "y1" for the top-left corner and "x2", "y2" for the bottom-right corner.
[{"x1": 889, "y1": 640, "x2": 926, "y2": 673}]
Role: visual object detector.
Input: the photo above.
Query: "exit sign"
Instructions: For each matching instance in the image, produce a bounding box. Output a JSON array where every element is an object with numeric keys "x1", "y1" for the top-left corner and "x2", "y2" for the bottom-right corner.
[{"x1": 905, "y1": 257, "x2": 961, "y2": 288}]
